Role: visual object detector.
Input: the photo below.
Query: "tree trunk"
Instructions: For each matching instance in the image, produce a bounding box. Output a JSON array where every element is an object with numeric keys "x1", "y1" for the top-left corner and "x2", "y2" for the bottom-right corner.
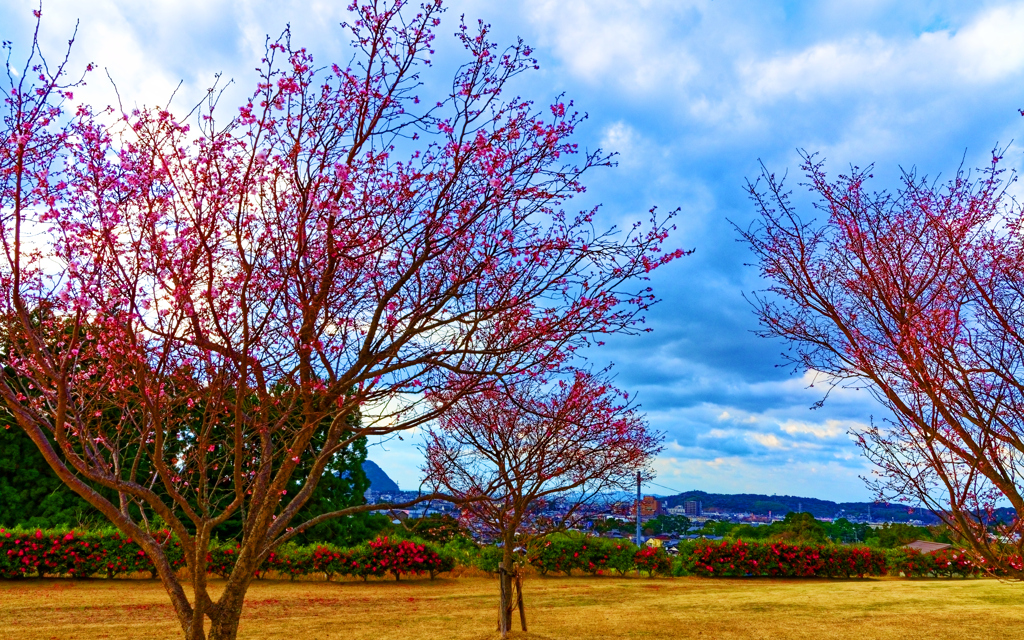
[
  {"x1": 184, "y1": 620, "x2": 204, "y2": 640},
  {"x1": 516, "y1": 571, "x2": 527, "y2": 632},
  {"x1": 204, "y1": 548, "x2": 260, "y2": 640},
  {"x1": 498, "y1": 560, "x2": 510, "y2": 638},
  {"x1": 498, "y1": 538, "x2": 515, "y2": 637},
  {"x1": 207, "y1": 589, "x2": 247, "y2": 640}
]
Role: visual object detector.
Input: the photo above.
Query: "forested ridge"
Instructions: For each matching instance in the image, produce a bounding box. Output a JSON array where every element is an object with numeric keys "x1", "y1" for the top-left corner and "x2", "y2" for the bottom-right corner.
[{"x1": 660, "y1": 491, "x2": 1007, "y2": 524}]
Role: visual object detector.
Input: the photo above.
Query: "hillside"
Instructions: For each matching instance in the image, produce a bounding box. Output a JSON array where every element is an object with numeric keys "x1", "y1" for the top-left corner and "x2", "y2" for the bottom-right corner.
[
  {"x1": 660, "y1": 490, "x2": 943, "y2": 523},
  {"x1": 361, "y1": 460, "x2": 400, "y2": 493}
]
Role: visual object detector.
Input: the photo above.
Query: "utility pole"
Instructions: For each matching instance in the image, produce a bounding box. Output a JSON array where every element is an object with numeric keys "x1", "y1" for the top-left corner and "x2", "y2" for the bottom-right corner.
[{"x1": 636, "y1": 471, "x2": 642, "y2": 547}]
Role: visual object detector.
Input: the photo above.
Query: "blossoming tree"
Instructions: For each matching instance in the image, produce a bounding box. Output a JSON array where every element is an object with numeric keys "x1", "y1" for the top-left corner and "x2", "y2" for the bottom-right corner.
[
  {"x1": 739, "y1": 151, "x2": 1024, "y2": 576},
  {"x1": 424, "y1": 370, "x2": 661, "y2": 636},
  {"x1": 0, "y1": 3, "x2": 683, "y2": 639}
]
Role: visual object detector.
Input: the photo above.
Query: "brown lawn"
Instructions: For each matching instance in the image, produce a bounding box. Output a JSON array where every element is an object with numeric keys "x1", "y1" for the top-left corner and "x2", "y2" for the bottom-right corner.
[{"x1": 0, "y1": 574, "x2": 1020, "y2": 639}]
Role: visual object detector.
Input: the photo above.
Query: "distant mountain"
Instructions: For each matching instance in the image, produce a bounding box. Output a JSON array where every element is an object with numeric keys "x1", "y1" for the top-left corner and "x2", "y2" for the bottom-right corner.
[
  {"x1": 362, "y1": 460, "x2": 400, "y2": 493},
  {"x1": 658, "y1": 490, "x2": 946, "y2": 524}
]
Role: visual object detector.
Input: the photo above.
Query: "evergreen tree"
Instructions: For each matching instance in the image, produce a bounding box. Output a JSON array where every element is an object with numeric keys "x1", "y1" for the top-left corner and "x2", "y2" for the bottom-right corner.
[
  {"x1": 0, "y1": 414, "x2": 103, "y2": 528},
  {"x1": 284, "y1": 427, "x2": 387, "y2": 546}
]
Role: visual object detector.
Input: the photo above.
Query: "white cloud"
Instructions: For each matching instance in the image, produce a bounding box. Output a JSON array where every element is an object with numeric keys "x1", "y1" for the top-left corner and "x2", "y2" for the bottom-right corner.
[
  {"x1": 601, "y1": 121, "x2": 642, "y2": 166},
  {"x1": 13, "y1": 0, "x2": 356, "y2": 117},
  {"x1": 651, "y1": 400, "x2": 873, "y2": 475},
  {"x1": 652, "y1": 455, "x2": 871, "y2": 501},
  {"x1": 743, "y1": 3, "x2": 1024, "y2": 102},
  {"x1": 743, "y1": 35, "x2": 895, "y2": 101},
  {"x1": 751, "y1": 433, "x2": 783, "y2": 448},
  {"x1": 778, "y1": 418, "x2": 856, "y2": 439},
  {"x1": 524, "y1": 0, "x2": 702, "y2": 92},
  {"x1": 950, "y1": 4, "x2": 1024, "y2": 81}
]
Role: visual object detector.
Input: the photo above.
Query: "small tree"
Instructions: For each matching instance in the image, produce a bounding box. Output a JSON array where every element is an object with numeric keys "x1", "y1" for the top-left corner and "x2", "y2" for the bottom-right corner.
[
  {"x1": 0, "y1": 3, "x2": 682, "y2": 638},
  {"x1": 424, "y1": 370, "x2": 661, "y2": 636},
  {"x1": 646, "y1": 514, "x2": 691, "y2": 536},
  {"x1": 739, "y1": 150, "x2": 1024, "y2": 576}
]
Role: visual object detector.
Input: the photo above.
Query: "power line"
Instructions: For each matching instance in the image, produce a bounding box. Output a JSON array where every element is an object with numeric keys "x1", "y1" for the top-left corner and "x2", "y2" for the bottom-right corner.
[{"x1": 648, "y1": 481, "x2": 686, "y2": 495}]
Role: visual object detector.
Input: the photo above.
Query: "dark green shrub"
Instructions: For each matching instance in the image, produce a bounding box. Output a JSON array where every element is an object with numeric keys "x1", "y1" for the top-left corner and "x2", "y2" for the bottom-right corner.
[{"x1": 474, "y1": 544, "x2": 503, "y2": 575}]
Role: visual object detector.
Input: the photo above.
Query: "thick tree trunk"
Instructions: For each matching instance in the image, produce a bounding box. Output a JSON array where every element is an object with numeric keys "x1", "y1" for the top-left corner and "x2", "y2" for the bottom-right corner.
[
  {"x1": 204, "y1": 545, "x2": 260, "y2": 640},
  {"x1": 207, "y1": 589, "x2": 247, "y2": 640},
  {"x1": 184, "y1": 615, "x2": 206, "y2": 640}
]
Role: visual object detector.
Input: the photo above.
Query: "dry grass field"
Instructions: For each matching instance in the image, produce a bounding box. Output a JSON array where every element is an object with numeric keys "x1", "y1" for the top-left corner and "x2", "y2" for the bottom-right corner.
[{"x1": 1, "y1": 574, "x2": 1022, "y2": 639}]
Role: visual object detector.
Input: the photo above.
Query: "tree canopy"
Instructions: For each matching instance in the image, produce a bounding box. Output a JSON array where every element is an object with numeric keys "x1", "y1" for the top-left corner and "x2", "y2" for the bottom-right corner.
[
  {"x1": 0, "y1": 3, "x2": 680, "y2": 638},
  {"x1": 424, "y1": 370, "x2": 661, "y2": 635},
  {"x1": 740, "y1": 152, "x2": 1023, "y2": 573}
]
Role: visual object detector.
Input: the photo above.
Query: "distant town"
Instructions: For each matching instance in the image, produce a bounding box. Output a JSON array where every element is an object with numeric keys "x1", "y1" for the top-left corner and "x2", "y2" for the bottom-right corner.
[{"x1": 361, "y1": 460, "x2": 1012, "y2": 541}]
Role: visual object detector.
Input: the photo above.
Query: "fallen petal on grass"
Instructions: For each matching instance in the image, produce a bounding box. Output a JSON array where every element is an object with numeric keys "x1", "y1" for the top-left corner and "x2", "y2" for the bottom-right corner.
[{"x1": 1, "y1": 575, "x2": 1021, "y2": 639}]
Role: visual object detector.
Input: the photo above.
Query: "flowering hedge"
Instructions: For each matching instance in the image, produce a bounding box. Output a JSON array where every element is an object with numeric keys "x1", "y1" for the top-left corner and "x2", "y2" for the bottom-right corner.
[
  {"x1": 331, "y1": 537, "x2": 454, "y2": 581},
  {"x1": 584, "y1": 537, "x2": 640, "y2": 576},
  {"x1": 528, "y1": 534, "x2": 591, "y2": 575},
  {"x1": 0, "y1": 528, "x2": 453, "y2": 581},
  {"x1": 633, "y1": 546, "x2": 672, "y2": 576},
  {"x1": 932, "y1": 549, "x2": 983, "y2": 578},
  {"x1": 199, "y1": 539, "x2": 456, "y2": 582},
  {"x1": 528, "y1": 535, "x2": 891, "y2": 578},
  {"x1": 885, "y1": 547, "x2": 982, "y2": 578},
  {"x1": 527, "y1": 534, "x2": 666, "y2": 576},
  {"x1": 683, "y1": 539, "x2": 887, "y2": 578},
  {"x1": 0, "y1": 527, "x2": 993, "y2": 581},
  {"x1": 0, "y1": 528, "x2": 187, "y2": 579},
  {"x1": 525, "y1": 535, "x2": 895, "y2": 578}
]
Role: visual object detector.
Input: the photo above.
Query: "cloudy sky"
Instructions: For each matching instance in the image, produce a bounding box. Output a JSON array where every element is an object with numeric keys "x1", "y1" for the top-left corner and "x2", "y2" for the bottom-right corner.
[{"x1": 5, "y1": 0, "x2": 1024, "y2": 502}]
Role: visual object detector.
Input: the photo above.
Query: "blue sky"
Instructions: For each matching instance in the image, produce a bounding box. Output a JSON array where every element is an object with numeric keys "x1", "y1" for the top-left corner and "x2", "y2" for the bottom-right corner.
[{"x1": 4, "y1": 0, "x2": 1024, "y2": 502}]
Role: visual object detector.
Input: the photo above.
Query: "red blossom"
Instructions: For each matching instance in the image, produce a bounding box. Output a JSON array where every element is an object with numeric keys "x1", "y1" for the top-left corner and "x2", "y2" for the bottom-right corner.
[
  {"x1": 0, "y1": 1, "x2": 680, "y2": 635},
  {"x1": 742, "y1": 150, "x2": 1024, "y2": 576}
]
